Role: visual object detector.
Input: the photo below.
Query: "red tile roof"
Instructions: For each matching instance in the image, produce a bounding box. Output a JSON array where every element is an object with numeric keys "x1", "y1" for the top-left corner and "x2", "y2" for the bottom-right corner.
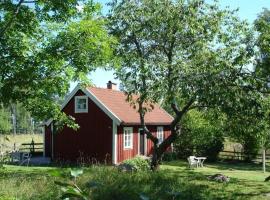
[{"x1": 87, "y1": 87, "x2": 173, "y2": 125}]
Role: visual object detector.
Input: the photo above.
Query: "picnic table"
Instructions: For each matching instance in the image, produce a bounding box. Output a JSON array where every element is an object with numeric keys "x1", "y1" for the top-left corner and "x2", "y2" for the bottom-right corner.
[{"x1": 195, "y1": 157, "x2": 207, "y2": 167}]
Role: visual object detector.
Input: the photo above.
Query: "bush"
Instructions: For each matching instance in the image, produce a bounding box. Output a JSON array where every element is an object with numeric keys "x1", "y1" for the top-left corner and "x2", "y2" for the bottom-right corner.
[
  {"x1": 162, "y1": 152, "x2": 177, "y2": 162},
  {"x1": 174, "y1": 110, "x2": 225, "y2": 162},
  {"x1": 195, "y1": 133, "x2": 224, "y2": 162},
  {"x1": 122, "y1": 156, "x2": 150, "y2": 171},
  {"x1": 242, "y1": 135, "x2": 260, "y2": 162}
]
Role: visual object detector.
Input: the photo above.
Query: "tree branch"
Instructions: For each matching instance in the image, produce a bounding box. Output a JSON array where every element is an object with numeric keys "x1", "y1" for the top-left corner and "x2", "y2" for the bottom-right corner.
[{"x1": 0, "y1": 0, "x2": 24, "y2": 37}]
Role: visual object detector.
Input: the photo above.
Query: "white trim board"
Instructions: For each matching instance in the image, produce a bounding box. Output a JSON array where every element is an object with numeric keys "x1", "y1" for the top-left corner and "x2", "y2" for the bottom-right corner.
[
  {"x1": 45, "y1": 84, "x2": 122, "y2": 126},
  {"x1": 112, "y1": 121, "x2": 118, "y2": 164}
]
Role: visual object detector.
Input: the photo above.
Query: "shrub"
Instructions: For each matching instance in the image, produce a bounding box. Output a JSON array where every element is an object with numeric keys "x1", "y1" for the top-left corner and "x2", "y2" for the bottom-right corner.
[
  {"x1": 195, "y1": 133, "x2": 224, "y2": 162},
  {"x1": 242, "y1": 135, "x2": 260, "y2": 162},
  {"x1": 174, "y1": 110, "x2": 225, "y2": 162},
  {"x1": 122, "y1": 156, "x2": 150, "y2": 171},
  {"x1": 162, "y1": 152, "x2": 177, "y2": 162}
]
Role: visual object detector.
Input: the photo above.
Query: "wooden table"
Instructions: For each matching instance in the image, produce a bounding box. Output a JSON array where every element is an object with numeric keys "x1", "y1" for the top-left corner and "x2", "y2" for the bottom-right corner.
[{"x1": 195, "y1": 157, "x2": 207, "y2": 167}]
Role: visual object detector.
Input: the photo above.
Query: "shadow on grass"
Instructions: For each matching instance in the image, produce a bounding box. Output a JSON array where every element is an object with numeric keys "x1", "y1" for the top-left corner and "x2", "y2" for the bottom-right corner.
[
  {"x1": 2, "y1": 161, "x2": 270, "y2": 200},
  {"x1": 164, "y1": 159, "x2": 265, "y2": 172}
]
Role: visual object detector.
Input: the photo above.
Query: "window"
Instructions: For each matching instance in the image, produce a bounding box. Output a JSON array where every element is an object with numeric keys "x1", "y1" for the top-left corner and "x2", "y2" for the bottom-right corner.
[
  {"x1": 124, "y1": 127, "x2": 133, "y2": 149},
  {"x1": 75, "y1": 96, "x2": 88, "y2": 113},
  {"x1": 157, "y1": 126, "x2": 164, "y2": 144}
]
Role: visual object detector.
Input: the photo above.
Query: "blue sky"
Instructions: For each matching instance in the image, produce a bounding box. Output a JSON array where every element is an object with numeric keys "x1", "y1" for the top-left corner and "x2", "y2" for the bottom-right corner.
[{"x1": 74, "y1": 0, "x2": 270, "y2": 90}]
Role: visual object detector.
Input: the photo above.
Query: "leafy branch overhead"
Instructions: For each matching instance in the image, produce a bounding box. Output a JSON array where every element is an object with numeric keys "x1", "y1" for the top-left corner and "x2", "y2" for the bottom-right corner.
[{"x1": 0, "y1": 0, "x2": 116, "y2": 127}]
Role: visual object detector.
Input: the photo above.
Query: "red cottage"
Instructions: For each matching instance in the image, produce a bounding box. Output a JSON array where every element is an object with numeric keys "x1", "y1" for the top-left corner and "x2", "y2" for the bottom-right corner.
[{"x1": 44, "y1": 81, "x2": 173, "y2": 164}]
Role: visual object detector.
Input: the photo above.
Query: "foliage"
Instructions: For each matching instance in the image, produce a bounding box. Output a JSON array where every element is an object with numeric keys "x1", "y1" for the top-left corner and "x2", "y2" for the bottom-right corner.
[
  {"x1": 254, "y1": 8, "x2": 270, "y2": 79},
  {"x1": 0, "y1": 0, "x2": 115, "y2": 128},
  {"x1": 162, "y1": 152, "x2": 178, "y2": 162},
  {"x1": 2, "y1": 162, "x2": 270, "y2": 199},
  {"x1": 0, "y1": 105, "x2": 11, "y2": 134},
  {"x1": 109, "y1": 0, "x2": 263, "y2": 169},
  {"x1": 224, "y1": 97, "x2": 270, "y2": 162},
  {"x1": 122, "y1": 156, "x2": 150, "y2": 171},
  {"x1": 54, "y1": 168, "x2": 88, "y2": 200},
  {"x1": 174, "y1": 110, "x2": 224, "y2": 161}
]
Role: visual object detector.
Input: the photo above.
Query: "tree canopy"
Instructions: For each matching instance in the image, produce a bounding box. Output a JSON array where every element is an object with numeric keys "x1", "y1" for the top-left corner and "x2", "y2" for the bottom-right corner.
[
  {"x1": 109, "y1": 0, "x2": 265, "y2": 169},
  {"x1": 0, "y1": 0, "x2": 115, "y2": 127}
]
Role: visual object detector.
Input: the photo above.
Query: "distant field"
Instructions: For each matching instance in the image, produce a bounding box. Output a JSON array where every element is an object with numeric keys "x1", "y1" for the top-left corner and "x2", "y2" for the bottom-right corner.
[{"x1": 0, "y1": 134, "x2": 43, "y2": 152}]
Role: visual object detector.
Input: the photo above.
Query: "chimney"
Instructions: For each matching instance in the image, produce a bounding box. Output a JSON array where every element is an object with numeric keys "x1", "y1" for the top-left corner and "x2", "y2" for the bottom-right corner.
[{"x1": 107, "y1": 81, "x2": 117, "y2": 90}]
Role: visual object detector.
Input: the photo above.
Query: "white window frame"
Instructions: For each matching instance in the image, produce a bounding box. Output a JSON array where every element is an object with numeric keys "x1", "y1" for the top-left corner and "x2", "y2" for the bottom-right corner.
[
  {"x1": 75, "y1": 96, "x2": 88, "y2": 113},
  {"x1": 157, "y1": 126, "x2": 164, "y2": 144},
  {"x1": 123, "y1": 127, "x2": 133, "y2": 149}
]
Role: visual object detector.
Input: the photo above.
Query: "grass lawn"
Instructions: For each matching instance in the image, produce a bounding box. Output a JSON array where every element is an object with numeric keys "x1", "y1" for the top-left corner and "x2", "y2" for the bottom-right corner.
[{"x1": 0, "y1": 160, "x2": 270, "y2": 200}]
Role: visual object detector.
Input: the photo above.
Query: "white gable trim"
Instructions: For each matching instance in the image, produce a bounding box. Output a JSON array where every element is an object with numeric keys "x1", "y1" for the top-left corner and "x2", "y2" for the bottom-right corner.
[
  {"x1": 83, "y1": 88, "x2": 121, "y2": 125},
  {"x1": 45, "y1": 85, "x2": 122, "y2": 126}
]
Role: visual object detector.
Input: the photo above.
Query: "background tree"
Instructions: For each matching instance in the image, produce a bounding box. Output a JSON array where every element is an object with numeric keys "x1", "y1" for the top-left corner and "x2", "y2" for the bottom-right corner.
[
  {"x1": 254, "y1": 8, "x2": 270, "y2": 172},
  {"x1": 255, "y1": 8, "x2": 270, "y2": 79},
  {"x1": 0, "y1": 105, "x2": 12, "y2": 135},
  {"x1": 0, "y1": 0, "x2": 115, "y2": 128},
  {"x1": 174, "y1": 109, "x2": 225, "y2": 162},
  {"x1": 109, "y1": 0, "x2": 264, "y2": 170}
]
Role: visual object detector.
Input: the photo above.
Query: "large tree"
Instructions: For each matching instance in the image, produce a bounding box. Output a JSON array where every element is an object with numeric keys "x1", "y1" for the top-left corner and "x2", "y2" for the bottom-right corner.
[
  {"x1": 109, "y1": 0, "x2": 264, "y2": 170},
  {"x1": 255, "y1": 8, "x2": 270, "y2": 79},
  {"x1": 0, "y1": 1, "x2": 115, "y2": 127}
]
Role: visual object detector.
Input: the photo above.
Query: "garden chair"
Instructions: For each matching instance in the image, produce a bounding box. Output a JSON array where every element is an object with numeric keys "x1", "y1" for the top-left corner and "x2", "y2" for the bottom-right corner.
[
  {"x1": 20, "y1": 152, "x2": 31, "y2": 166},
  {"x1": 187, "y1": 156, "x2": 199, "y2": 168}
]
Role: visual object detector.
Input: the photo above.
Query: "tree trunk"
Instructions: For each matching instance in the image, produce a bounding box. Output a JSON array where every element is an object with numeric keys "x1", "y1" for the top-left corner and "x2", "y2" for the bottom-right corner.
[{"x1": 150, "y1": 146, "x2": 160, "y2": 171}]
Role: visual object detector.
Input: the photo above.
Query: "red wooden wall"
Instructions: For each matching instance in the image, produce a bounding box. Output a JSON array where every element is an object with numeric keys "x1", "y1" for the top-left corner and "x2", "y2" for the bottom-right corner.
[
  {"x1": 117, "y1": 125, "x2": 171, "y2": 163},
  {"x1": 45, "y1": 125, "x2": 52, "y2": 157},
  {"x1": 45, "y1": 90, "x2": 113, "y2": 163}
]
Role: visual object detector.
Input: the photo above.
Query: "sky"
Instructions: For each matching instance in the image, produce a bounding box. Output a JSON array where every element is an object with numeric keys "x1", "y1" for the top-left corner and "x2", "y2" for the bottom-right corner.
[{"x1": 72, "y1": 0, "x2": 270, "y2": 90}]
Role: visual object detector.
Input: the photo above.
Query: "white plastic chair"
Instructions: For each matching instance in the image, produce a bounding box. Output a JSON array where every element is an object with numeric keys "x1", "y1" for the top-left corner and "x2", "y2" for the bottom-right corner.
[{"x1": 187, "y1": 156, "x2": 199, "y2": 168}]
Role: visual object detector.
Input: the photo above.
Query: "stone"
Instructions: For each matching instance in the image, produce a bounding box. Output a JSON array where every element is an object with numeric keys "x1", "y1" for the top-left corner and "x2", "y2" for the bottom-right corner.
[
  {"x1": 117, "y1": 163, "x2": 137, "y2": 172},
  {"x1": 207, "y1": 174, "x2": 230, "y2": 183}
]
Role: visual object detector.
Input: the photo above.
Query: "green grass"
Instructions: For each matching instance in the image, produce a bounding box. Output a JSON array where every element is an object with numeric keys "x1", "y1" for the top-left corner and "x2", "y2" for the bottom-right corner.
[{"x1": 1, "y1": 160, "x2": 270, "y2": 200}]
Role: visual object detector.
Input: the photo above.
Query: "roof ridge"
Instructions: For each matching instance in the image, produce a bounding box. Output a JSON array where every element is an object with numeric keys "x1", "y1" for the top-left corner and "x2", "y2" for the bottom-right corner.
[{"x1": 87, "y1": 86, "x2": 126, "y2": 94}]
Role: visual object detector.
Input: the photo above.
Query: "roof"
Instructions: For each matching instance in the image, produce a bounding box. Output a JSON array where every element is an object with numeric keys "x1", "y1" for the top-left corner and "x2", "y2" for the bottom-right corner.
[
  {"x1": 87, "y1": 87, "x2": 173, "y2": 125},
  {"x1": 46, "y1": 85, "x2": 173, "y2": 126}
]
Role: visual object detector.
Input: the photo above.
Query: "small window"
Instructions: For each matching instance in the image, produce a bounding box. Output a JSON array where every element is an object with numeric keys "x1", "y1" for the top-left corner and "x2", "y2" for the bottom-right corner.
[
  {"x1": 124, "y1": 127, "x2": 133, "y2": 149},
  {"x1": 75, "y1": 96, "x2": 88, "y2": 113},
  {"x1": 157, "y1": 126, "x2": 164, "y2": 144}
]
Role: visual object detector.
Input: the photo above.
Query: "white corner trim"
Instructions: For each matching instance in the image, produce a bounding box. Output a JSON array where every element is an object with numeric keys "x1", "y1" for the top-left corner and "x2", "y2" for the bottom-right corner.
[
  {"x1": 112, "y1": 121, "x2": 118, "y2": 164},
  {"x1": 45, "y1": 84, "x2": 122, "y2": 126},
  {"x1": 138, "y1": 128, "x2": 142, "y2": 155}
]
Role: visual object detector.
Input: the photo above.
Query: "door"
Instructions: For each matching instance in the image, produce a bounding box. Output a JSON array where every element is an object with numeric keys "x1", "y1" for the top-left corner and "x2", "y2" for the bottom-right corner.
[{"x1": 139, "y1": 129, "x2": 145, "y2": 155}]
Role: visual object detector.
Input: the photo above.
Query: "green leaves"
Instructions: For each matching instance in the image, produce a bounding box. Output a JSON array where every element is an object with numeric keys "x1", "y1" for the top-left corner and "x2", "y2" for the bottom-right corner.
[
  {"x1": 70, "y1": 168, "x2": 83, "y2": 179},
  {"x1": 109, "y1": 0, "x2": 264, "y2": 168},
  {"x1": 0, "y1": 0, "x2": 115, "y2": 127},
  {"x1": 54, "y1": 168, "x2": 88, "y2": 200}
]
